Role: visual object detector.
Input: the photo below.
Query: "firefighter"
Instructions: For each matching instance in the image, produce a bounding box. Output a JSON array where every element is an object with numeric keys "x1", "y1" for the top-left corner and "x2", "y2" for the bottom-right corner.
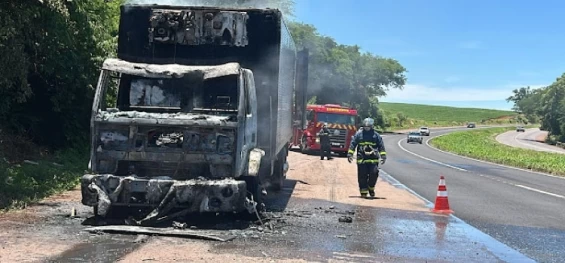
[
  {"x1": 347, "y1": 117, "x2": 387, "y2": 198},
  {"x1": 318, "y1": 123, "x2": 332, "y2": 160}
]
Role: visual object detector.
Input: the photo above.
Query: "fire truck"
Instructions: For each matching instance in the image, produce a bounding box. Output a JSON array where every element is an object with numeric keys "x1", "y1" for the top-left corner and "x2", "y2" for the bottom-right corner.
[{"x1": 291, "y1": 104, "x2": 359, "y2": 157}]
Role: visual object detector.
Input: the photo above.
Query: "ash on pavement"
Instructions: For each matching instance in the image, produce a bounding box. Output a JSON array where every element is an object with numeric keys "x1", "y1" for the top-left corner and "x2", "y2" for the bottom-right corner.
[{"x1": 1, "y1": 151, "x2": 535, "y2": 262}]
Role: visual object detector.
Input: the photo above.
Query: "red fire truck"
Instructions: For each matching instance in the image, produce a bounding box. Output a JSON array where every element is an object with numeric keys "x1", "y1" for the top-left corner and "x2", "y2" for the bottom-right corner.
[{"x1": 291, "y1": 104, "x2": 359, "y2": 157}]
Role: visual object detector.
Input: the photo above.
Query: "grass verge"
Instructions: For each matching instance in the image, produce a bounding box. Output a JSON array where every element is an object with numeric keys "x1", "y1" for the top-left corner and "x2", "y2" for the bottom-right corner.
[
  {"x1": 429, "y1": 127, "x2": 565, "y2": 177},
  {"x1": 0, "y1": 137, "x2": 88, "y2": 210}
]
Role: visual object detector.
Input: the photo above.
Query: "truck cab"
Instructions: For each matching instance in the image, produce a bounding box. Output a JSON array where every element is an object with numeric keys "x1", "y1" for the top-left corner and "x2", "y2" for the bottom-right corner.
[{"x1": 82, "y1": 59, "x2": 263, "y2": 219}]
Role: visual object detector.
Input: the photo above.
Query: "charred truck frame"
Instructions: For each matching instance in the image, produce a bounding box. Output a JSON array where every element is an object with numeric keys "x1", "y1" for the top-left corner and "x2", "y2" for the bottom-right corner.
[{"x1": 81, "y1": 4, "x2": 308, "y2": 223}]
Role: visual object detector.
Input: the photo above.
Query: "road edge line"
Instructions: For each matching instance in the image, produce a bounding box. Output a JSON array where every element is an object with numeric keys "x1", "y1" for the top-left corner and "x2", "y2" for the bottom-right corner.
[{"x1": 378, "y1": 170, "x2": 536, "y2": 263}]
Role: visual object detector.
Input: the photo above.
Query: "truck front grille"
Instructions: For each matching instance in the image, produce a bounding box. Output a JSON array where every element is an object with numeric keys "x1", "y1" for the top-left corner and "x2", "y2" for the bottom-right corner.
[{"x1": 328, "y1": 128, "x2": 347, "y2": 147}]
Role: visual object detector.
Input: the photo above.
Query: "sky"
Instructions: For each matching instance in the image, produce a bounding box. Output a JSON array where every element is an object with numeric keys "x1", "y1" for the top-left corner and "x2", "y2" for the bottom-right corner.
[{"x1": 294, "y1": 0, "x2": 565, "y2": 110}]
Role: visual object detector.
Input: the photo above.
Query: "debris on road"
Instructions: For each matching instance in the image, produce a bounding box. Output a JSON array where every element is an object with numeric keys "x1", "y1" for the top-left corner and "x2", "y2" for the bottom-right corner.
[
  {"x1": 134, "y1": 234, "x2": 150, "y2": 243},
  {"x1": 83, "y1": 226, "x2": 236, "y2": 242},
  {"x1": 172, "y1": 221, "x2": 188, "y2": 230},
  {"x1": 338, "y1": 216, "x2": 353, "y2": 223},
  {"x1": 335, "y1": 235, "x2": 347, "y2": 239}
]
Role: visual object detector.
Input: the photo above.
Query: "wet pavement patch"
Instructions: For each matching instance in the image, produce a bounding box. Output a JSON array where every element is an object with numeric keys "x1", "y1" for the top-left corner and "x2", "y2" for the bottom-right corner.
[
  {"x1": 205, "y1": 198, "x2": 534, "y2": 262},
  {"x1": 45, "y1": 234, "x2": 143, "y2": 263}
]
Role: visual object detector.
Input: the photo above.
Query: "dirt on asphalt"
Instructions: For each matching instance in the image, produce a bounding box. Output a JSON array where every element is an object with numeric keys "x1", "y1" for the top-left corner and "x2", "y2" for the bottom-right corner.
[{"x1": 0, "y1": 150, "x2": 429, "y2": 263}]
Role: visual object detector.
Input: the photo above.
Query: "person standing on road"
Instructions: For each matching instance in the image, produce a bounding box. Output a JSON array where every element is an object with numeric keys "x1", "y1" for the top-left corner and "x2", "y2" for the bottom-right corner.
[
  {"x1": 347, "y1": 118, "x2": 387, "y2": 198},
  {"x1": 318, "y1": 123, "x2": 333, "y2": 160}
]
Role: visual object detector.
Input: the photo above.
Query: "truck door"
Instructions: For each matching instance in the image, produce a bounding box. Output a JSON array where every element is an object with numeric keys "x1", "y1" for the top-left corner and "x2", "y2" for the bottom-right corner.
[{"x1": 236, "y1": 69, "x2": 258, "y2": 177}]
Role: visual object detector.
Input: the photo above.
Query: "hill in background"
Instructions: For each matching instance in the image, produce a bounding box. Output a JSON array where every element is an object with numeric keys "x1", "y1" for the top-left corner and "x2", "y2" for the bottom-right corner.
[{"x1": 377, "y1": 102, "x2": 521, "y2": 128}]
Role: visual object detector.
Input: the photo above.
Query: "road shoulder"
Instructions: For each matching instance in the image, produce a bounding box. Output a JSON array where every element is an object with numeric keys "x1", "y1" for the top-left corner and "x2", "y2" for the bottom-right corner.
[{"x1": 496, "y1": 128, "x2": 565, "y2": 154}]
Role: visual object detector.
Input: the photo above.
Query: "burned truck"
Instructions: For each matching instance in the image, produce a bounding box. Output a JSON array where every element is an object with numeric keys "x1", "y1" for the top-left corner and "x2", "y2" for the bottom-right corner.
[{"x1": 81, "y1": 4, "x2": 308, "y2": 222}]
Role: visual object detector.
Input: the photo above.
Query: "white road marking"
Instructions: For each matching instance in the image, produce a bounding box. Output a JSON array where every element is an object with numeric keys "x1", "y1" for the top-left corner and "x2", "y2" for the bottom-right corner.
[
  {"x1": 515, "y1": 185, "x2": 565, "y2": 199},
  {"x1": 396, "y1": 132, "x2": 565, "y2": 200},
  {"x1": 379, "y1": 172, "x2": 535, "y2": 263},
  {"x1": 396, "y1": 138, "x2": 468, "y2": 171}
]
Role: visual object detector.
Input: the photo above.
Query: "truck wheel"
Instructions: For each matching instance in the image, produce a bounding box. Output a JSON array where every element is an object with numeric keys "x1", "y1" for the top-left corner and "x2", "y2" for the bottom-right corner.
[
  {"x1": 245, "y1": 176, "x2": 265, "y2": 214},
  {"x1": 271, "y1": 146, "x2": 288, "y2": 191}
]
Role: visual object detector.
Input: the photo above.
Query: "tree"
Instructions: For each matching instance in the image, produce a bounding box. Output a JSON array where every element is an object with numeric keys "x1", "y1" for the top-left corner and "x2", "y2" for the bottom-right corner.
[
  {"x1": 396, "y1": 112, "x2": 407, "y2": 127},
  {"x1": 0, "y1": 0, "x2": 123, "y2": 148},
  {"x1": 288, "y1": 22, "x2": 407, "y2": 123},
  {"x1": 506, "y1": 86, "x2": 533, "y2": 111},
  {"x1": 539, "y1": 75, "x2": 565, "y2": 141}
]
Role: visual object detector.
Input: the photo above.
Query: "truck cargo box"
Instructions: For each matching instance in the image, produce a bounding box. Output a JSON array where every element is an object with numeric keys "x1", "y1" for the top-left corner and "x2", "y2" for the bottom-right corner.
[{"x1": 117, "y1": 5, "x2": 302, "y2": 165}]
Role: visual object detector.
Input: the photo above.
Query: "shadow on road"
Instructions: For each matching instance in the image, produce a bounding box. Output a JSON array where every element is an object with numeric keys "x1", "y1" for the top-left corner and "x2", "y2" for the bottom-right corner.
[{"x1": 348, "y1": 196, "x2": 387, "y2": 200}]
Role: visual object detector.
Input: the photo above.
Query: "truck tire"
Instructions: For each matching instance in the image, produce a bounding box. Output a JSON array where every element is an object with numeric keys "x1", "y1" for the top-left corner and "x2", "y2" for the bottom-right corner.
[
  {"x1": 271, "y1": 146, "x2": 288, "y2": 191},
  {"x1": 244, "y1": 176, "x2": 265, "y2": 214}
]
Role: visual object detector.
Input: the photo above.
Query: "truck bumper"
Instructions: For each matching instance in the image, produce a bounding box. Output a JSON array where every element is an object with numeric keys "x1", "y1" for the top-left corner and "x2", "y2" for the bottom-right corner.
[{"x1": 81, "y1": 174, "x2": 250, "y2": 216}]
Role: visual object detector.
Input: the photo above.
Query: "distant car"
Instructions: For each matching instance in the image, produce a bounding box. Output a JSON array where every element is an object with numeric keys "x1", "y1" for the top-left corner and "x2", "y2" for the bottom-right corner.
[
  {"x1": 419, "y1": 126, "x2": 430, "y2": 136},
  {"x1": 467, "y1": 122, "x2": 476, "y2": 128},
  {"x1": 407, "y1": 132, "x2": 423, "y2": 144},
  {"x1": 516, "y1": 126, "x2": 525, "y2": 132}
]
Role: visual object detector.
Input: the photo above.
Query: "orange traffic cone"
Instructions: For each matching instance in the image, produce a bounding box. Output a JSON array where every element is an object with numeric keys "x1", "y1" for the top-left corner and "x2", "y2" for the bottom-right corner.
[{"x1": 432, "y1": 175, "x2": 453, "y2": 214}]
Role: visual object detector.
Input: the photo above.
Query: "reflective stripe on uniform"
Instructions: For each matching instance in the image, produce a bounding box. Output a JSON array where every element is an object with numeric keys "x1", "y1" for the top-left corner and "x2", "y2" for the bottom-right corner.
[
  {"x1": 379, "y1": 151, "x2": 387, "y2": 155},
  {"x1": 368, "y1": 186, "x2": 375, "y2": 191},
  {"x1": 360, "y1": 189, "x2": 369, "y2": 194},
  {"x1": 348, "y1": 149, "x2": 355, "y2": 154},
  {"x1": 357, "y1": 159, "x2": 379, "y2": 164},
  {"x1": 359, "y1": 142, "x2": 376, "y2": 146}
]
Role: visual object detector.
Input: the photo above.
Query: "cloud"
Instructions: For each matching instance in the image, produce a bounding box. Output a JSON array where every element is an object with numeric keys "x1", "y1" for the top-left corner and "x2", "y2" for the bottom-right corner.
[
  {"x1": 458, "y1": 41, "x2": 482, "y2": 49},
  {"x1": 383, "y1": 83, "x2": 547, "y2": 102}
]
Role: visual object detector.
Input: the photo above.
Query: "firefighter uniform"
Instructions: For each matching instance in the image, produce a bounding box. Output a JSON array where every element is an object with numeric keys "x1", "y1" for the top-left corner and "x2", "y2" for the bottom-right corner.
[
  {"x1": 318, "y1": 124, "x2": 332, "y2": 160},
  {"x1": 347, "y1": 119, "x2": 386, "y2": 198}
]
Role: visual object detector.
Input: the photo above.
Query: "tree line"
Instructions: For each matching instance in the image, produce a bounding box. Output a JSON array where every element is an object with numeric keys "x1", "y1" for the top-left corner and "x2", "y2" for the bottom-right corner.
[
  {"x1": 507, "y1": 75, "x2": 565, "y2": 143},
  {"x1": 0, "y1": 0, "x2": 406, "y2": 149}
]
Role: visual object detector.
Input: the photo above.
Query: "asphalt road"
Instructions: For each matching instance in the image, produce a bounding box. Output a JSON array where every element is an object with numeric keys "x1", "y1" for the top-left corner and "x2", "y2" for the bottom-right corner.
[
  {"x1": 381, "y1": 127, "x2": 565, "y2": 263},
  {"x1": 496, "y1": 128, "x2": 565, "y2": 154}
]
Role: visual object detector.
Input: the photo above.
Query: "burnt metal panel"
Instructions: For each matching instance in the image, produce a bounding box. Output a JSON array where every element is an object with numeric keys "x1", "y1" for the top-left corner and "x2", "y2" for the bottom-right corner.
[{"x1": 117, "y1": 4, "x2": 297, "y2": 162}]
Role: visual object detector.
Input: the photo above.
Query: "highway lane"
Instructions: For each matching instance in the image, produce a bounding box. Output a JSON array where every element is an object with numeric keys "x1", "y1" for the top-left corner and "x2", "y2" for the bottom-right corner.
[
  {"x1": 380, "y1": 127, "x2": 565, "y2": 263},
  {"x1": 496, "y1": 128, "x2": 565, "y2": 154}
]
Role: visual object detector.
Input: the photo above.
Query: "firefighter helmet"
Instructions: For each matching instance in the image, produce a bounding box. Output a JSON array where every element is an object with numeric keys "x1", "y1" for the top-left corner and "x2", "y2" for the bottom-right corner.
[{"x1": 362, "y1": 118, "x2": 374, "y2": 131}]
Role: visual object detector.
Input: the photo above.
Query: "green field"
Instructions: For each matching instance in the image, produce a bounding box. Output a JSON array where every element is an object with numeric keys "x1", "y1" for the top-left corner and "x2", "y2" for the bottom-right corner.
[
  {"x1": 429, "y1": 127, "x2": 565, "y2": 176},
  {"x1": 379, "y1": 102, "x2": 517, "y2": 123}
]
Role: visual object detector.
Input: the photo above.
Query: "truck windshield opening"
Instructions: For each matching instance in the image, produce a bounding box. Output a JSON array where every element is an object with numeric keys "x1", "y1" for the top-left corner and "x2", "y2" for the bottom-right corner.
[
  {"x1": 116, "y1": 74, "x2": 239, "y2": 113},
  {"x1": 317, "y1": 112, "x2": 355, "y2": 125}
]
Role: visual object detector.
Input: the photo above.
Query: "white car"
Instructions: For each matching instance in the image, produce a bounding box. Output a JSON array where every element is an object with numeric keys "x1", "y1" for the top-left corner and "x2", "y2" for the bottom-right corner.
[{"x1": 419, "y1": 126, "x2": 430, "y2": 136}]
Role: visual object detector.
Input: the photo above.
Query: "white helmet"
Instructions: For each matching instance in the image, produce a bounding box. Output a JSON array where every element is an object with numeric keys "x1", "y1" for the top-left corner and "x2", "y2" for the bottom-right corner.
[{"x1": 362, "y1": 118, "x2": 374, "y2": 131}]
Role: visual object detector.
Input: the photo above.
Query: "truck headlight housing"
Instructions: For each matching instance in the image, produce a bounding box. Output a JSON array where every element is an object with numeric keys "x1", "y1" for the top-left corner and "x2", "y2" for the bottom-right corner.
[{"x1": 315, "y1": 138, "x2": 320, "y2": 143}]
